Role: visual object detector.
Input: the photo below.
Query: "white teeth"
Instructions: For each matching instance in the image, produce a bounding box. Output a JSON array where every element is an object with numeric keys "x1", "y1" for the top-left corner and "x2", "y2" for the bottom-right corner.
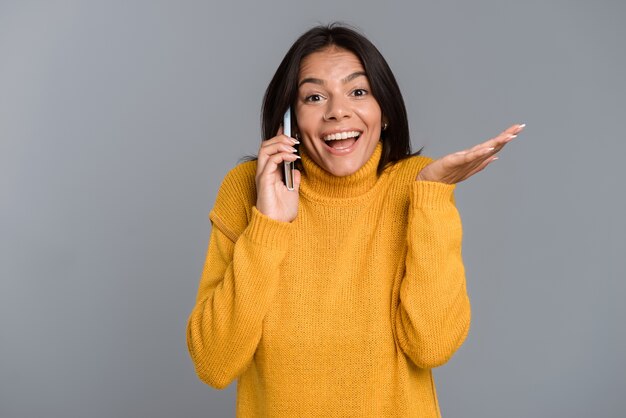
[{"x1": 323, "y1": 131, "x2": 361, "y2": 141}]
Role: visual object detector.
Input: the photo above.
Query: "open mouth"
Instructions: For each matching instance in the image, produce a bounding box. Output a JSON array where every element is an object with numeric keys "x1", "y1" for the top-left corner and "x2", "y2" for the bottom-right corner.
[{"x1": 322, "y1": 131, "x2": 362, "y2": 150}]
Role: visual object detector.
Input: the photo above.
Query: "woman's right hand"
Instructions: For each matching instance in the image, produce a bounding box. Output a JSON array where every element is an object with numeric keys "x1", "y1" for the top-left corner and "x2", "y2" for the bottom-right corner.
[{"x1": 255, "y1": 127, "x2": 301, "y2": 223}]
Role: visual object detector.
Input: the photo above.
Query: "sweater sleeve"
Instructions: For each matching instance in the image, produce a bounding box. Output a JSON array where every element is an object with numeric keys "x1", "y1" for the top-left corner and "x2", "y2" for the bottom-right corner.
[
  {"x1": 186, "y1": 185, "x2": 292, "y2": 388},
  {"x1": 394, "y1": 180, "x2": 471, "y2": 369}
]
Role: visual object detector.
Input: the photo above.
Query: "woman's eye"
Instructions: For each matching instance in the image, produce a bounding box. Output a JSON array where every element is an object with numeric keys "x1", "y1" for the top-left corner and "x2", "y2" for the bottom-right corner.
[
  {"x1": 305, "y1": 94, "x2": 323, "y2": 103},
  {"x1": 352, "y1": 88, "x2": 368, "y2": 97}
]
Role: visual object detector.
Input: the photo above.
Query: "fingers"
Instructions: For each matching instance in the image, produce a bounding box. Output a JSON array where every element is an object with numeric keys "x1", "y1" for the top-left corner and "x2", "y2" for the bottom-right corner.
[
  {"x1": 454, "y1": 123, "x2": 525, "y2": 181},
  {"x1": 266, "y1": 151, "x2": 300, "y2": 166},
  {"x1": 256, "y1": 132, "x2": 300, "y2": 175},
  {"x1": 502, "y1": 124, "x2": 522, "y2": 137},
  {"x1": 486, "y1": 123, "x2": 525, "y2": 149},
  {"x1": 484, "y1": 123, "x2": 526, "y2": 158},
  {"x1": 463, "y1": 154, "x2": 498, "y2": 181},
  {"x1": 257, "y1": 147, "x2": 300, "y2": 179},
  {"x1": 461, "y1": 123, "x2": 526, "y2": 161},
  {"x1": 256, "y1": 131, "x2": 301, "y2": 191},
  {"x1": 448, "y1": 144, "x2": 493, "y2": 166},
  {"x1": 266, "y1": 129, "x2": 299, "y2": 150},
  {"x1": 261, "y1": 138, "x2": 299, "y2": 157},
  {"x1": 421, "y1": 123, "x2": 525, "y2": 184}
]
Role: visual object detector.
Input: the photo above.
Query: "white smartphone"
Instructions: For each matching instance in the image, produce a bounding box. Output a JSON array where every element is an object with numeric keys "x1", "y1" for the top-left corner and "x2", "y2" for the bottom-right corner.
[{"x1": 283, "y1": 107, "x2": 295, "y2": 190}]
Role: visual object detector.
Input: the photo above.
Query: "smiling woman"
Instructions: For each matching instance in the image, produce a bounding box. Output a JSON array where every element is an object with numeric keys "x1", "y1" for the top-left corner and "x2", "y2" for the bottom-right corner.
[
  {"x1": 296, "y1": 47, "x2": 383, "y2": 176},
  {"x1": 186, "y1": 23, "x2": 524, "y2": 418},
  {"x1": 261, "y1": 24, "x2": 414, "y2": 178}
]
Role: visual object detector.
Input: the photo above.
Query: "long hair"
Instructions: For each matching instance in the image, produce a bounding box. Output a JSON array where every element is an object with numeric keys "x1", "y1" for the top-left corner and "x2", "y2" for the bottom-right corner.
[{"x1": 254, "y1": 23, "x2": 419, "y2": 174}]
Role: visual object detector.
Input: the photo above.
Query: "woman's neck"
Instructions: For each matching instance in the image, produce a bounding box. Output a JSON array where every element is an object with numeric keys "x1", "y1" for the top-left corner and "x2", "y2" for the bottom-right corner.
[{"x1": 299, "y1": 141, "x2": 383, "y2": 199}]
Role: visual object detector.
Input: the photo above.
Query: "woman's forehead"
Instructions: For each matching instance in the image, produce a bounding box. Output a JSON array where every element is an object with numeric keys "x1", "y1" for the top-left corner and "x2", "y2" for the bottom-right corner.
[{"x1": 298, "y1": 47, "x2": 365, "y2": 81}]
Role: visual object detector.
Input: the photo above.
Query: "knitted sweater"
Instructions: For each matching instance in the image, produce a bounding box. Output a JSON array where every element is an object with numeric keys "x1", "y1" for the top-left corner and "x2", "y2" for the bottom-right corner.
[{"x1": 187, "y1": 141, "x2": 471, "y2": 417}]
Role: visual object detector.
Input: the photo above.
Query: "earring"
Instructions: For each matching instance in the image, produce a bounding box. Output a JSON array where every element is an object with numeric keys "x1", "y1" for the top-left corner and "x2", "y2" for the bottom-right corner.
[
  {"x1": 294, "y1": 132, "x2": 300, "y2": 140},
  {"x1": 382, "y1": 122, "x2": 388, "y2": 131}
]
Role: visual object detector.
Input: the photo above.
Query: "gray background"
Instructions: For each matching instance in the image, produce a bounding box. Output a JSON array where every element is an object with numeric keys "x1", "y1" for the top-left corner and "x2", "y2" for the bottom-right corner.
[{"x1": 1, "y1": 0, "x2": 624, "y2": 417}]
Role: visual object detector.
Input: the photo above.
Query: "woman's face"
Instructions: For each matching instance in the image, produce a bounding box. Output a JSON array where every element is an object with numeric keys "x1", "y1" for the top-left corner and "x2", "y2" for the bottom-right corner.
[{"x1": 295, "y1": 47, "x2": 384, "y2": 177}]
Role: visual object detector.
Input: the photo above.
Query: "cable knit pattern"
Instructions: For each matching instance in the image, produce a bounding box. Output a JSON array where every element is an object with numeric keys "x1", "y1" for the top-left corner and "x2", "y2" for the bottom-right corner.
[{"x1": 187, "y1": 141, "x2": 471, "y2": 417}]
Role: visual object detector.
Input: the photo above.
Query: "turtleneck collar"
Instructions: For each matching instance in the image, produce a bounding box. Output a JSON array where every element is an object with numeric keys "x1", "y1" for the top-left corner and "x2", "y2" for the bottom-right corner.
[{"x1": 299, "y1": 141, "x2": 383, "y2": 200}]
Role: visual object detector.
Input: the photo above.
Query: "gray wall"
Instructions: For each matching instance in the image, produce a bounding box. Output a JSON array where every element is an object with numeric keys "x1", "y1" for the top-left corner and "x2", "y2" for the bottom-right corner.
[{"x1": 1, "y1": 1, "x2": 624, "y2": 417}]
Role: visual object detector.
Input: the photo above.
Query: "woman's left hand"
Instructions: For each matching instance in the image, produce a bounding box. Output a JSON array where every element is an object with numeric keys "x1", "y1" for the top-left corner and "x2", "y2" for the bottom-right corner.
[{"x1": 416, "y1": 123, "x2": 525, "y2": 184}]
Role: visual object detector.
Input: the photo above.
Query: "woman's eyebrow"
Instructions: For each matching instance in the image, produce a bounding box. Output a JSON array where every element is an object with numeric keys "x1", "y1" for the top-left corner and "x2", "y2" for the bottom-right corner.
[
  {"x1": 298, "y1": 71, "x2": 367, "y2": 87},
  {"x1": 342, "y1": 71, "x2": 366, "y2": 83}
]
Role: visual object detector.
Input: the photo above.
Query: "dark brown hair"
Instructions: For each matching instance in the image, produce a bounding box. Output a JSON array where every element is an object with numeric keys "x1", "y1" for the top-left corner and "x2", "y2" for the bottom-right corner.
[{"x1": 253, "y1": 23, "x2": 420, "y2": 173}]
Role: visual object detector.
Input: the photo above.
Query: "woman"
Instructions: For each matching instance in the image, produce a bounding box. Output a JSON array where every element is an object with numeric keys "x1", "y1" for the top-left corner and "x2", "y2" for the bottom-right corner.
[{"x1": 187, "y1": 23, "x2": 524, "y2": 417}]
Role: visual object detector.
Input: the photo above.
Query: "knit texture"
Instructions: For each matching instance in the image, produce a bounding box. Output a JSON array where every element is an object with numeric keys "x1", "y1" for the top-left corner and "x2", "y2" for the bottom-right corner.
[{"x1": 187, "y1": 141, "x2": 471, "y2": 417}]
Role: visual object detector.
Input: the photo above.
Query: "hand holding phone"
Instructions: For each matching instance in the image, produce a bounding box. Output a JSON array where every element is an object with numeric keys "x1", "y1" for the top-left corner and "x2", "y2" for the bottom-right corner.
[{"x1": 254, "y1": 107, "x2": 300, "y2": 223}]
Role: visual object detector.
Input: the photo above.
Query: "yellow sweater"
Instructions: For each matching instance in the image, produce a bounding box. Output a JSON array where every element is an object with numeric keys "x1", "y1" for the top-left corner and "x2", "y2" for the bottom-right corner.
[{"x1": 187, "y1": 141, "x2": 471, "y2": 417}]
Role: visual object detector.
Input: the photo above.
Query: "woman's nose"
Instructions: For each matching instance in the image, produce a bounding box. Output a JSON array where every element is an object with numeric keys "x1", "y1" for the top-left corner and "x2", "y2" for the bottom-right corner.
[{"x1": 323, "y1": 97, "x2": 351, "y2": 121}]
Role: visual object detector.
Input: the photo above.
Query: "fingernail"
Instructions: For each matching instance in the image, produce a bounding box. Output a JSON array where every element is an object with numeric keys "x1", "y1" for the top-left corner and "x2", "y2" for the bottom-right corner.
[
  {"x1": 295, "y1": 155, "x2": 301, "y2": 159},
  {"x1": 291, "y1": 138, "x2": 300, "y2": 144},
  {"x1": 493, "y1": 156, "x2": 499, "y2": 161},
  {"x1": 487, "y1": 147, "x2": 495, "y2": 151},
  {"x1": 518, "y1": 123, "x2": 526, "y2": 129},
  {"x1": 508, "y1": 134, "x2": 517, "y2": 139}
]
